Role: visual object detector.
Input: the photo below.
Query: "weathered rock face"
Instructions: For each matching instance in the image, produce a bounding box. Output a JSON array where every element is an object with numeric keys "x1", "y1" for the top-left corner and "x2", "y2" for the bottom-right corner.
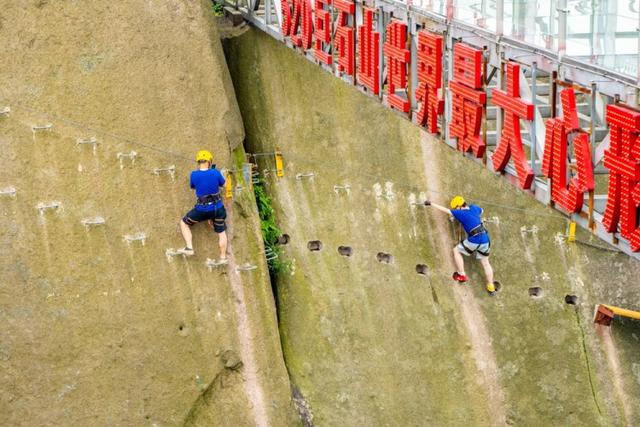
[
  {"x1": 0, "y1": 2, "x2": 295, "y2": 426},
  {"x1": 224, "y1": 29, "x2": 640, "y2": 426}
]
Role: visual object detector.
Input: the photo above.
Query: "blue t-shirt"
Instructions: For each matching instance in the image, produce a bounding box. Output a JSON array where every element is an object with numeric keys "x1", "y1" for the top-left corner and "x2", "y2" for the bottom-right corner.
[
  {"x1": 451, "y1": 204, "x2": 489, "y2": 244},
  {"x1": 190, "y1": 168, "x2": 225, "y2": 211}
]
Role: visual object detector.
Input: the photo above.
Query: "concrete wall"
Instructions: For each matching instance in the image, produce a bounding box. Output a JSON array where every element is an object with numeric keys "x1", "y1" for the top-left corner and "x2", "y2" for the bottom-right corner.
[
  {"x1": 0, "y1": 3, "x2": 295, "y2": 426},
  {"x1": 224, "y1": 29, "x2": 640, "y2": 426}
]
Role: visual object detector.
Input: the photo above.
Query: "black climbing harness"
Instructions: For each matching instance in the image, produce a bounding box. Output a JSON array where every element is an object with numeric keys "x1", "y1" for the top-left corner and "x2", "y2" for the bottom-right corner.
[
  {"x1": 196, "y1": 193, "x2": 221, "y2": 205},
  {"x1": 468, "y1": 223, "x2": 487, "y2": 237}
]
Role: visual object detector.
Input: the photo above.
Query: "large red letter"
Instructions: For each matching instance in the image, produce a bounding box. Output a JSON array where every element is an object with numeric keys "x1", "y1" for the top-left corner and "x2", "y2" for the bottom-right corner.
[
  {"x1": 383, "y1": 21, "x2": 410, "y2": 113},
  {"x1": 288, "y1": 0, "x2": 313, "y2": 49},
  {"x1": 334, "y1": 0, "x2": 355, "y2": 76},
  {"x1": 314, "y1": 0, "x2": 332, "y2": 65},
  {"x1": 357, "y1": 8, "x2": 380, "y2": 95},
  {"x1": 491, "y1": 62, "x2": 535, "y2": 189},
  {"x1": 449, "y1": 43, "x2": 486, "y2": 157},
  {"x1": 281, "y1": 0, "x2": 292, "y2": 35},
  {"x1": 415, "y1": 30, "x2": 443, "y2": 133},
  {"x1": 541, "y1": 89, "x2": 594, "y2": 212},
  {"x1": 602, "y1": 104, "x2": 640, "y2": 251}
]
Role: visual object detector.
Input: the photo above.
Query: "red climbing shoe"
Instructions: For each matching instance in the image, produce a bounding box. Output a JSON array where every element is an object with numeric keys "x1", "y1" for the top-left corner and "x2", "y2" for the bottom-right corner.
[{"x1": 452, "y1": 272, "x2": 468, "y2": 283}]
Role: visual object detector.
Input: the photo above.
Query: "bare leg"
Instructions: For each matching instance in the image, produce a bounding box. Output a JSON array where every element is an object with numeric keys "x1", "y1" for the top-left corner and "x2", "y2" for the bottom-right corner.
[
  {"x1": 452, "y1": 246, "x2": 465, "y2": 274},
  {"x1": 218, "y1": 231, "x2": 228, "y2": 260},
  {"x1": 180, "y1": 220, "x2": 193, "y2": 249},
  {"x1": 480, "y1": 257, "x2": 494, "y2": 283}
]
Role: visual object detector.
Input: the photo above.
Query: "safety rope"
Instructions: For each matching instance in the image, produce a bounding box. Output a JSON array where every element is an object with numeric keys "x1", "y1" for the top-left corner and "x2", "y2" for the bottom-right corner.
[
  {"x1": 250, "y1": 147, "x2": 565, "y2": 220},
  {"x1": 2, "y1": 98, "x2": 565, "y2": 220},
  {"x1": 2, "y1": 99, "x2": 195, "y2": 163}
]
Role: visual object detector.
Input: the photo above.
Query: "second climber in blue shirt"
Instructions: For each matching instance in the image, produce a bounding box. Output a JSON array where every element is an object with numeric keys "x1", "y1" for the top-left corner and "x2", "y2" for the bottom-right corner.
[
  {"x1": 179, "y1": 150, "x2": 228, "y2": 265},
  {"x1": 424, "y1": 195, "x2": 498, "y2": 295}
]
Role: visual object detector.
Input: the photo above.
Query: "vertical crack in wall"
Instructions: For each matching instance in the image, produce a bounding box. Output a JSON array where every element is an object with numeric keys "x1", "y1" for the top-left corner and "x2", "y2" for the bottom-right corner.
[
  {"x1": 291, "y1": 386, "x2": 314, "y2": 427},
  {"x1": 573, "y1": 310, "x2": 603, "y2": 416}
]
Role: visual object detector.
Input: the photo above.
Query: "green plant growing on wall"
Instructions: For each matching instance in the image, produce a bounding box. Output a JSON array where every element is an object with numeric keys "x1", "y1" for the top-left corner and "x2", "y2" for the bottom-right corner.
[
  {"x1": 253, "y1": 178, "x2": 290, "y2": 277},
  {"x1": 211, "y1": 0, "x2": 224, "y2": 16}
]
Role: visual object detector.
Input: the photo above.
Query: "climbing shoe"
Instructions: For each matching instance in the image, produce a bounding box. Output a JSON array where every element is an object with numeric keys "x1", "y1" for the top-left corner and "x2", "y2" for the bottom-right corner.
[
  {"x1": 486, "y1": 281, "x2": 498, "y2": 296},
  {"x1": 452, "y1": 272, "x2": 468, "y2": 283},
  {"x1": 179, "y1": 247, "x2": 194, "y2": 256}
]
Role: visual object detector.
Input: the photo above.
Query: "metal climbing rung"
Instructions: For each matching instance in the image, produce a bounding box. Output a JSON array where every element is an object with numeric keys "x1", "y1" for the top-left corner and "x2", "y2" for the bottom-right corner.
[
  {"x1": 205, "y1": 258, "x2": 229, "y2": 270},
  {"x1": 252, "y1": 170, "x2": 260, "y2": 184},
  {"x1": 153, "y1": 165, "x2": 175, "y2": 176},
  {"x1": 236, "y1": 263, "x2": 257, "y2": 272},
  {"x1": 333, "y1": 184, "x2": 351, "y2": 194},
  {"x1": 520, "y1": 225, "x2": 539, "y2": 235},
  {"x1": 0, "y1": 106, "x2": 10, "y2": 117},
  {"x1": 296, "y1": 172, "x2": 315, "y2": 180},
  {"x1": 165, "y1": 248, "x2": 187, "y2": 259},
  {"x1": 123, "y1": 232, "x2": 147, "y2": 245},
  {"x1": 117, "y1": 151, "x2": 138, "y2": 169},
  {"x1": 117, "y1": 151, "x2": 137, "y2": 160},
  {"x1": 36, "y1": 201, "x2": 61, "y2": 214},
  {"x1": 264, "y1": 247, "x2": 278, "y2": 261},
  {"x1": 81, "y1": 216, "x2": 106, "y2": 228},
  {"x1": 76, "y1": 137, "x2": 98, "y2": 146},
  {"x1": 0, "y1": 186, "x2": 17, "y2": 197},
  {"x1": 32, "y1": 123, "x2": 53, "y2": 132},
  {"x1": 483, "y1": 216, "x2": 500, "y2": 226}
]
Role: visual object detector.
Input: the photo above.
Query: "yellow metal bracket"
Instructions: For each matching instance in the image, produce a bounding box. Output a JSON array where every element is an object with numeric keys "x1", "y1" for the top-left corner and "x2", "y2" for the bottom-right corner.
[
  {"x1": 225, "y1": 170, "x2": 233, "y2": 199},
  {"x1": 567, "y1": 221, "x2": 576, "y2": 242},
  {"x1": 275, "y1": 151, "x2": 284, "y2": 177},
  {"x1": 594, "y1": 304, "x2": 640, "y2": 326}
]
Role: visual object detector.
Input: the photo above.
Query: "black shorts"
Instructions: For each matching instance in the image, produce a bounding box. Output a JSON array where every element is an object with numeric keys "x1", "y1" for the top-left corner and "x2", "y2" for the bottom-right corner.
[{"x1": 182, "y1": 205, "x2": 227, "y2": 233}]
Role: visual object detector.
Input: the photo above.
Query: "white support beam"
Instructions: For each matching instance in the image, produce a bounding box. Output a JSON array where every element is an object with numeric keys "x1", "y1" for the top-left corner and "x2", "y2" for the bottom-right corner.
[
  {"x1": 518, "y1": 65, "x2": 546, "y2": 159},
  {"x1": 594, "y1": 134, "x2": 610, "y2": 165},
  {"x1": 273, "y1": 0, "x2": 282, "y2": 30}
]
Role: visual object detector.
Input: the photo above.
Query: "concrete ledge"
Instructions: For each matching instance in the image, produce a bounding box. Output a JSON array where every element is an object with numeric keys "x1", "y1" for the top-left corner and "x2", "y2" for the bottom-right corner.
[{"x1": 224, "y1": 6, "x2": 244, "y2": 26}]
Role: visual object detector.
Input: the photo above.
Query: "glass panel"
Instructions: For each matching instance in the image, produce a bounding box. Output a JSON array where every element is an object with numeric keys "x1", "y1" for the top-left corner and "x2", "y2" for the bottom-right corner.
[
  {"x1": 565, "y1": 0, "x2": 639, "y2": 77},
  {"x1": 411, "y1": 0, "x2": 448, "y2": 17},
  {"x1": 410, "y1": 0, "x2": 638, "y2": 78},
  {"x1": 504, "y1": 0, "x2": 558, "y2": 49},
  {"x1": 453, "y1": 0, "x2": 497, "y2": 30}
]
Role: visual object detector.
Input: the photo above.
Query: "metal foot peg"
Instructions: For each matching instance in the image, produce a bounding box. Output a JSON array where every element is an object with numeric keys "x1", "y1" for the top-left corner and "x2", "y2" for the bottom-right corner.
[{"x1": 206, "y1": 258, "x2": 229, "y2": 271}]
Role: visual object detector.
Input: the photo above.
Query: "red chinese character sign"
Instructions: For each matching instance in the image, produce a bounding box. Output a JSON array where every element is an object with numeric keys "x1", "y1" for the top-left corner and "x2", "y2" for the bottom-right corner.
[
  {"x1": 415, "y1": 30, "x2": 443, "y2": 133},
  {"x1": 281, "y1": 0, "x2": 292, "y2": 35},
  {"x1": 491, "y1": 62, "x2": 535, "y2": 189},
  {"x1": 383, "y1": 21, "x2": 410, "y2": 112},
  {"x1": 541, "y1": 89, "x2": 594, "y2": 213},
  {"x1": 357, "y1": 8, "x2": 380, "y2": 95},
  {"x1": 334, "y1": 0, "x2": 355, "y2": 76},
  {"x1": 602, "y1": 104, "x2": 640, "y2": 251},
  {"x1": 449, "y1": 43, "x2": 486, "y2": 157},
  {"x1": 314, "y1": 0, "x2": 332, "y2": 65},
  {"x1": 282, "y1": 0, "x2": 313, "y2": 49}
]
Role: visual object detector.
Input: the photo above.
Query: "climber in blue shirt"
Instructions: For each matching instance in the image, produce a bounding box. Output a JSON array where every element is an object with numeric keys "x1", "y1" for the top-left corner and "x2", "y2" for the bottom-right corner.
[
  {"x1": 425, "y1": 195, "x2": 497, "y2": 295},
  {"x1": 178, "y1": 150, "x2": 228, "y2": 264}
]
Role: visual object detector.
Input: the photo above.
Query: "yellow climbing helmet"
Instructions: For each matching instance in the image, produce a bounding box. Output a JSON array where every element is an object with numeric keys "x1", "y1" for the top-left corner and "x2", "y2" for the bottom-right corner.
[
  {"x1": 195, "y1": 150, "x2": 213, "y2": 163},
  {"x1": 450, "y1": 195, "x2": 465, "y2": 209}
]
